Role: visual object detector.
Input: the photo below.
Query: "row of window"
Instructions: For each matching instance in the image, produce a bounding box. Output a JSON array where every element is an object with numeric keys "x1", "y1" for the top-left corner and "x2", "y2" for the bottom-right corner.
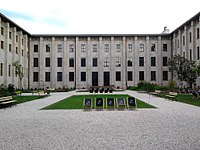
[
  {"x1": 0, "y1": 63, "x2": 23, "y2": 77},
  {"x1": 33, "y1": 57, "x2": 168, "y2": 68},
  {"x1": 0, "y1": 41, "x2": 25, "y2": 55},
  {"x1": 33, "y1": 71, "x2": 168, "y2": 82},
  {"x1": 33, "y1": 43, "x2": 168, "y2": 53}
]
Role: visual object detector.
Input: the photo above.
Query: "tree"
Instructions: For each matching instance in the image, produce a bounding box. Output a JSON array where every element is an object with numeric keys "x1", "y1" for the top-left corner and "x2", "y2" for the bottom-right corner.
[
  {"x1": 167, "y1": 55, "x2": 197, "y2": 88},
  {"x1": 12, "y1": 61, "x2": 24, "y2": 89}
]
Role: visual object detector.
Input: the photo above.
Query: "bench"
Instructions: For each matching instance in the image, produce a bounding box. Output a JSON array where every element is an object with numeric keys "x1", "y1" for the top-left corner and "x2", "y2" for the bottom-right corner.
[
  {"x1": 32, "y1": 90, "x2": 47, "y2": 96},
  {"x1": 151, "y1": 90, "x2": 161, "y2": 96},
  {"x1": 166, "y1": 92, "x2": 178, "y2": 101},
  {"x1": 0, "y1": 96, "x2": 16, "y2": 108}
]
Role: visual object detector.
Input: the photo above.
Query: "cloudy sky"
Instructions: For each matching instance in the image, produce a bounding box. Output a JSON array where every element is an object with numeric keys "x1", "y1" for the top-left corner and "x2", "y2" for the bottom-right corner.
[{"x1": 0, "y1": 0, "x2": 199, "y2": 34}]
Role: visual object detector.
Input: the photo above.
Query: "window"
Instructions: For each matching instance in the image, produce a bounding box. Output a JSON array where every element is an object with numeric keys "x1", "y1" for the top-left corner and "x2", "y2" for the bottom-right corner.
[
  {"x1": 69, "y1": 72, "x2": 74, "y2": 81},
  {"x1": 116, "y1": 44, "x2": 121, "y2": 52},
  {"x1": 16, "y1": 35, "x2": 18, "y2": 42},
  {"x1": 81, "y1": 72, "x2": 86, "y2": 81},
  {"x1": 127, "y1": 58, "x2": 132, "y2": 67},
  {"x1": 139, "y1": 71, "x2": 144, "y2": 81},
  {"x1": 69, "y1": 58, "x2": 74, "y2": 67},
  {"x1": 93, "y1": 44, "x2": 97, "y2": 52},
  {"x1": 189, "y1": 32, "x2": 192, "y2": 43},
  {"x1": 197, "y1": 28, "x2": 199, "y2": 39},
  {"x1": 139, "y1": 44, "x2": 144, "y2": 52},
  {"x1": 163, "y1": 44, "x2": 167, "y2": 51},
  {"x1": 1, "y1": 27, "x2": 4, "y2": 35},
  {"x1": 45, "y1": 72, "x2": 50, "y2": 82},
  {"x1": 183, "y1": 36, "x2": 185, "y2": 46},
  {"x1": 190, "y1": 49, "x2": 192, "y2": 60},
  {"x1": 151, "y1": 44, "x2": 156, "y2": 52},
  {"x1": 9, "y1": 31, "x2": 12, "y2": 39},
  {"x1": 22, "y1": 49, "x2": 24, "y2": 56},
  {"x1": 105, "y1": 44, "x2": 109, "y2": 52},
  {"x1": 34, "y1": 45, "x2": 38, "y2": 52},
  {"x1": 57, "y1": 72, "x2": 62, "y2": 82},
  {"x1": 16, "y1": 47, "x2": 18, "y2": 54},
  {"x1": 177, "y1": 39, "x2": 179, "y2": 48},
  {"x1": 22, "y1": 39, "x2": 24, "y2": 45},
  {"x1": 1, "y1": 41, "x2": 4, "y2": 49},
  {"x1": 45, "y1": 58, "x2": 50, "y2": 67},
  {"x1": 139, "y1": 57, "x2": 144, "y2": 66},
  {"x1": 163, "y1": 57, "x2": 168, "y2": 66},
  {"x1": 57, "y1": 44, "x2": 63, "y2": 53},
  {"x1": 33, "y1": 58, "x2": 39, "y2": 67},
  {"x1": 0, "y1": 63, "x2": 3, "y2": 76},
  {"x1": 128, "y1": 71, "x2": 132, "y2": 81},
  {"x1": 9, "y1": 44, "x2": 11, "y2": 52},
  {"x1": 151, "y1": 57, "x2": 156, "y2": 66},
  {"x1": 128, "y1": 44, "x2": 132, "y2": 52},
  {"x1": 163, "y1": 71, "x2": 168, "y2": 81},
  {"x1": 81, "y1": 44, "x2": 86, "y2": 52},
  {"x1": 46, "y1": 44, "x2": 50, "y2": 52},
  {"x1": 81, "y1": 58, "x2": 86, "y2": 67},
  {"x1": 33, "y1": 72, "x2": 39, "y2": 82},
  {"x1": 104, "y1": 57, "x2": 109, "y2": 67},
  {"x1": 183, "y1": 52, "x2": 186, "y2": 58},
  {"x1": 93, "y1": 58, "x2": 98, "y2": 67},
  {"x1": 116, "y1": 71, "x2": 121, "y2": 81},
  {"x1": 197, "y1": 47, "x2": 200, "y2": 60},
  {"x1": 8, "y1": 65, "x2": 11, "y2": 77},
  {"x1": 116, "y1": 57, "x2": 121, "y2": 67},
  {"x1": 151, "y1": 71, "x2": 156, "y2": 81},
  {"x1": 57, "y1": 58, "x2": 62, "y2": 67},
  {"x1": 69, "y1": 44, "x2": 74, "y2": 53}
]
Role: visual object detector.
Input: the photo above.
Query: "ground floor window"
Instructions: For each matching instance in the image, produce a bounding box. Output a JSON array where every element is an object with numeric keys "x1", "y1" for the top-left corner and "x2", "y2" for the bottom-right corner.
[
  {"x1": 127, "y1": 71, "x2": 132, "y2": 81},
  {"x1": 139, "y1": 71, "x2": 144, "y2": 81},
  {"x1": 33, "y1": 72, "x2": 39, "y2": 82},
  {"x1": 69, "y1": 72, "x2": 74, "y2": 81}
]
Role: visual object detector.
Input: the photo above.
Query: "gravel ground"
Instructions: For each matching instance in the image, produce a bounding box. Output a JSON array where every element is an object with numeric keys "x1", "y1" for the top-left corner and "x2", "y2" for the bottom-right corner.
[{"x1": 0, "y1": 90, "x2": 200, "y2": 150}]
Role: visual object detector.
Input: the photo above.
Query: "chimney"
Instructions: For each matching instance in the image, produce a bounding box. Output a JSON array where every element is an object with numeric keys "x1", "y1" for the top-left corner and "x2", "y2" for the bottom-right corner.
[{"x1": 162, "y1": 26, "x2": 170, "y2": 34}]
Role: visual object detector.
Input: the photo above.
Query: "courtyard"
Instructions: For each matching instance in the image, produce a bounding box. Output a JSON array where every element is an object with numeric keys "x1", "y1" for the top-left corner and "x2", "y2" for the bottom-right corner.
[{"x1": 0, "y1": 90, "x2": 200, "y2": 150}]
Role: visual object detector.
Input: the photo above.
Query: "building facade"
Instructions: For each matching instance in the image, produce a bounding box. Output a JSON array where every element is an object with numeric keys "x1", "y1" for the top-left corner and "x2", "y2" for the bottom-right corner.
[{"x1": 0, "y1": 12, "x2": 200, "y2": 89}]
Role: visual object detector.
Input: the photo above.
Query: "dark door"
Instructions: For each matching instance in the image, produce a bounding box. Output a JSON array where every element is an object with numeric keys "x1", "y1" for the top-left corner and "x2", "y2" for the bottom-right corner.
[
  {"x1": 92, "y1": 72, "x2": 98, "y2": 86},
  {"x1": 104, "y1": 72, "x2": 110, "y2": 86}
]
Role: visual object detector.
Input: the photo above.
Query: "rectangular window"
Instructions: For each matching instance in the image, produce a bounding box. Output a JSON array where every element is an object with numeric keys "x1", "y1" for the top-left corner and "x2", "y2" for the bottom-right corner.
[
  {"x1": 9, "y1": 31, "x2": 12, "y2": 39},
  {"x1": 116, "y1": 44, "x2": 121, "y2": 52},
  {"x1": 93, "y1": 58, "x2": 98, "y2": 67},
  {"x1": 128, "y1": 71, "x2": 133, "y2": 81},
  {"x1": 16, "y1": 35, "x2": 18, "y2": 42},
  {"x1": 69, "y1": 58, "x2": 74, "y2": 67},
  {"x1": 81, "y1": 58, "x2": 86, "y2": 67},
  {"x1": 151, "y1": 44, "x2": 156, "y2": 52},
  {"x1": 189, "y1": 32, "x2": 192, "y2": 43},
  {"x1": 139, "y1": 57, "x2": 144, "y2": 66},
  {"x1": 1, "y1": 41, "x2": 4, "y2": 49},
  {"x1": 22, "y1": 49, "x2": 24, "y2": 56},
  {"x1": 22, "y1": 39, "x2": 24, "y2": 45},
  {"x1": 33, "y1": 58, "x2": 39, "y2": 67},
  {"x1": 0, "y1": 63, "x2": 3, "y2": 76},
  {"x1": 57, "y1": 44, "x2": 63, "y2": 53},
  {"x1": 93, "y1": 44, "x2": 97, "y2": 52},
  {"x1": 1, "y1": 27, "x2": 4, "y2": 35},
  {"x1": 116, "y1": 71, "x2": 121, "y2": 81},
  {"x1": 57, "y1": 72, "x2": 63, "y2": 82},
  {"x1": 163, "y1": 57, "x2": 168, "y2": 66},
  {"x1": 151, "y1": 71, "x2": 156, "y2": 81},
  {"x1": 16, "y1": 47, "x2": 18, "y2": 54},
  {"x1": 45, "y1": 72, "x2": 51, "y2": 82},
  {"x1": 139, "y1": 44, "x2": 144, "y2": 52},
  {"x1": 33, "y1": 72, "x2": 39, "y2": 82},
  {"x1": 190, "y1": 49, "x2": 192, "y2": 60},
  {"x1": 81, "y1": 44, "x2": 86, "y2": 52},
  {"x1": 46, "y1": 44, "x2": 50, "y2": 52},
  {"x1": 9, "y1": 44, "x2": 12, "y2": 52},
  {"x1": 128, "y1": 44, "x2": 132, "y2": 52},
  {"x1": 163, "y1": 44, "x2": 167, "y2": 51},
  {"x1": 57, "y1": 58, "x2": 62, "y2": 67},
  {"x1": 127, "y1": 58, "x2": 132, "y2": 67},
  {"x1": 183, "y1": 36, "x2": 185, "y2": 46},
  {"x1": 104, "y1": 57, "x2": 109, "y2": 67},
  {"x1": 105, "y1": 44, "x2": 109, "y2": 52},
  {"x1": 163, "y1": 71, "x2": 168, "y2": 81},
  {"x1": 69, "y1": 72, "x2": 74, "y2": 81},
  {"x1": 34, "y1": 45, "x2": 38, "y2": 52},
  {"x1": 177, "y1": 39, "x2": 179, "y2": 48},
  {"x1": 139, "y1": 71, "x2": 144, "y2": 81},
  {"x1": 8, "y1": 65, "x2": 11, "y2": 77},
  {"x1": 116, "y1": 57, "x2": 121, "y2": 67},
  {"x1": 81, "y1": 72, "x2": 86, "y2": 81},
  {"x1": 45, "y1": 58, "x2": 50, "y2": 67},
  {"x1": 69, "y1": 44, "x2": 74, "y2": 53},
  {"x1": 197, "y1": 28, "x2": 199, "y2": 39},
  {"x1": 197, "y1": 47, "x2": 200, "y2": 60},
  {"x1": 151, "y1": 57, "x2": 156, "y2": 66}
]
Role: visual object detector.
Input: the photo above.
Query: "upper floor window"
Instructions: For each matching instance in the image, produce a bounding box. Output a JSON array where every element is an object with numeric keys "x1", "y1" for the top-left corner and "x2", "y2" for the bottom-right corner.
[
  {"x1": 22, "y1": 39, "x2": 24, "y2": 45},
  {"x1": 197, "y1": 28, "x2": 199, "y2": 39},
  {"x1": 69, "y1": 58, "x2": 74, "y2": 67},
  {"x1": 45, "y1": 58, "x2": 50, "y2": 67},
  {"x1": 69, "y1": 44, "x2": 74, "y2": 53},
  {"x1": 151, "y1": 44, "x2": 156, "y2": 52},
  {"x1": 116, "y1": 44, "x2": 121, "y2": 52},
  {"x1": 139, "y1": 44, "x2": 144, "y2": 52},
  {"x1": 127, "y1": 58, "x2": 133, "y2": 67},
  {"x1": 189, "y1": 32, "x2": 192, "y2": 43},
  {"x1": 163, "y1": 44, "x2": 167, "y2": 51},
  {"x1": 81, "y1": 58, "x2": 86, "y2": 67},
  {"x1": 116, "y1": 57, "x2": 121, "y2": 67},
  {"x1": 93, "y1": 44, "x2": 98, "y2": 52},
  {"x1": 139, "y1": 57, "x2": 144, "y2": 66},
  {"x1": 46, "y1": 44, "x2": 50, "y2": 52},
  {"x1": 9, "y1": 44, "x2": 11, "y2": 52},
  {"x1": 183, "y1": 36, "x2": 185, "y2": 46},
  {"x1": 104, "y1": 44, "x2": 109, "y2": 52},
  {"x1": 16, "y1": 47, "x2": 18, "y2": 54},
  {"x1": 16, "y1": 35, "x2": 18, "y2": 43},
  {"x1": 57, "y1": 58, "x2": 62, "y2": 67},
  {"x1": 151, "y1": 57, "x2": 156, "y2": 66},
  {"x1": 34, "y1": 45, "x2": 38, "y2": 52},
  {"x1": 163, "y1": 57, "x2": 168, "y2": 66},
  {"x1": 57, "y1": 44, "x2": 63, "y2": 53},
  {"x1": 9, "y1": 31, "x2": 12, "y2": 39},
  {"x1": 1, "y1": 41, "x2": 4, "y2": 49},
  {"x1": 33, "y1": 58, "x2": 39, "y2": 67},
  {"x1": 104, "y1": 57, "x2": 109, "y2": 67},
  {"x1": 128, "y1": 44, "x2": 132, "y2": 52},
  {"x1": 81, "y1": 44, "x2": 86, "y2": 52},
  {"x1": 1, "y1": 27, "x2": 4, "y2": 35},
  {"x1": 93, "y1": 58, "x2": 98, "y2": 67}
]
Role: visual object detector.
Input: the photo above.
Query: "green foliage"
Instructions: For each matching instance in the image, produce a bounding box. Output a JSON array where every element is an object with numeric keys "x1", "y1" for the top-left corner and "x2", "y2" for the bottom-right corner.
[
  {"x1": 168, "y1": 80, "x2": 176, "y2": 90},
  {"x1": 13, "y1": 96, "x2": 46, "y2": 104},
  {"x1": 0, "y1": 84, "x2": 9, "y2": 97}
]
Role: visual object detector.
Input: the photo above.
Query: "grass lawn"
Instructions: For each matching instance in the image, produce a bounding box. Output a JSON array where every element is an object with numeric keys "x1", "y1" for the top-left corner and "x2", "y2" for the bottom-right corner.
[
  {"x1": 13, "y1": 95, "x2": 46, "y2": 104},
  {"x1": 159, "y1": 93, "x2": 200, "y2": 107},
  {"x1": 43, "y1": 94, "x2": 156, "y2": 110}
]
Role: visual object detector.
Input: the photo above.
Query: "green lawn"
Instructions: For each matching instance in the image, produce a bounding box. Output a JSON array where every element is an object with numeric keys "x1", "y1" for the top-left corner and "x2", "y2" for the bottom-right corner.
[
  {"x1": 159, "y1": 93, "x2": 200, "y2": 107},
  {"x1": 13, "y1": 95, "x2": 46, "y2": 104},
  {"x1": 43, "y1": 94, "x2": 156, "y2": 110}
]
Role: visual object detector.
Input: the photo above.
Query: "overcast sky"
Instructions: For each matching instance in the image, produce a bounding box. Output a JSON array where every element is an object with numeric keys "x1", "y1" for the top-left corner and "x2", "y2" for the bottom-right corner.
[{"x1": 0, "y1": 0, "x2": 200, "y2": 34}]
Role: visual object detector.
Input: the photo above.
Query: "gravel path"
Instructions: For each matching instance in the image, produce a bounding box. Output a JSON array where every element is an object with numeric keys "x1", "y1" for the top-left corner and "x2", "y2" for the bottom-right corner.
[{"x1": 0, "y1": 90, "x2": 200, "y2": 150}]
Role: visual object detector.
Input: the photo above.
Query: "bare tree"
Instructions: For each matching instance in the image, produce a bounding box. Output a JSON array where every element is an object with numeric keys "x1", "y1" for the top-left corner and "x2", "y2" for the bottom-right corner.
[{"x1": 12, "y1": 61, "x2": 24, "y2": 89}]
